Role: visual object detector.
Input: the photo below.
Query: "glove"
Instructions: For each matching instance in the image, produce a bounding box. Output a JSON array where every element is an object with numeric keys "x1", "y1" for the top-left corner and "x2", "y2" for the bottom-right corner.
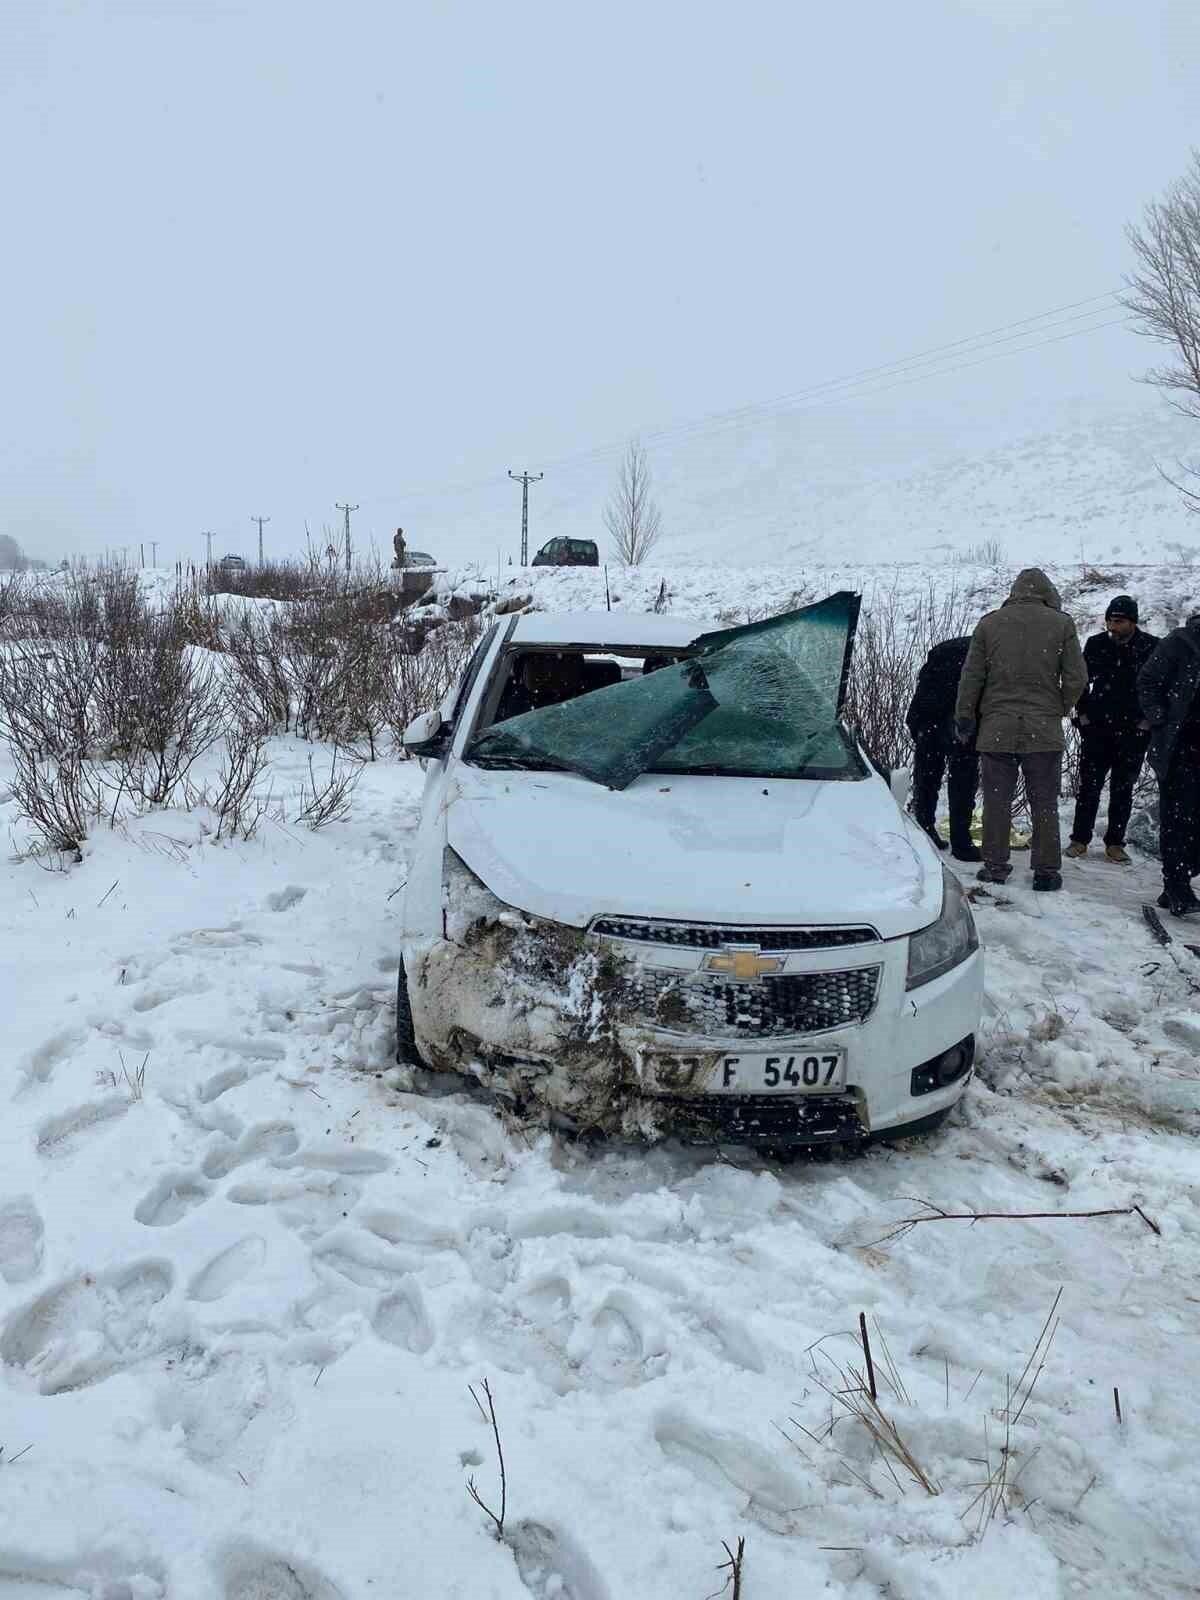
[{"x1": 954, "y1": 718, "x2": 976, "y2": 745}]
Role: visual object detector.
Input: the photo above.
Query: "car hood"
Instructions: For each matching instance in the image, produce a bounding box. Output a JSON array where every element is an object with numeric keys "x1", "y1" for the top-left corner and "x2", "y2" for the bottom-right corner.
[{"x1": 446, "y1": 765, "x2": 942, "y2": 939}]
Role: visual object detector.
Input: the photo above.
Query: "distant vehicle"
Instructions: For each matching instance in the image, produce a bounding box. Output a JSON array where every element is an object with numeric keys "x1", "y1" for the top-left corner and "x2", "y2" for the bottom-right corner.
[
  {"x1": 395, "y1": 598, "x2": 982, "y2": 1150},
  {"x1": 217, "y1": 554, "x2": 246, "y2": 574},
  {"x1": 398, "y1": 550, "x2": 437, "y2": 569},
  {"x1": 531, "y1": 538, "x2": 599, "y2": 568}
]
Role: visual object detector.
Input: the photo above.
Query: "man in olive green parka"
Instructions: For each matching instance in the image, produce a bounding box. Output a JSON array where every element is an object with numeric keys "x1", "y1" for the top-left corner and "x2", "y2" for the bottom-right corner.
[{"x1": 954, "y1": 568, "x2": 1087, "y2": 890}]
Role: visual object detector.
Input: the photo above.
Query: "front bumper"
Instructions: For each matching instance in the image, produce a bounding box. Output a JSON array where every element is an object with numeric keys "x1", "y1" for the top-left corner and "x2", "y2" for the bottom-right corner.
[{"x1": 404, "y1": 922, "x2": 984, "y2": 1146}]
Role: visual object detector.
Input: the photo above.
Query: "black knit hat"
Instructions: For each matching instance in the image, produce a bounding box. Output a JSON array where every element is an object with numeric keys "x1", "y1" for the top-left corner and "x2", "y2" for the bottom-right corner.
[{"x1": 1105, "y1": 594, "x2": 1138, "y2": 623}]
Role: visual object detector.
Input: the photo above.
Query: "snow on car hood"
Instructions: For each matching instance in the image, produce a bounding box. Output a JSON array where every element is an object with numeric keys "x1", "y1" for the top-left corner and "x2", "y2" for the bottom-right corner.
[{"x1": 446, "y1": 765, "x2": 942, "y2": 939}]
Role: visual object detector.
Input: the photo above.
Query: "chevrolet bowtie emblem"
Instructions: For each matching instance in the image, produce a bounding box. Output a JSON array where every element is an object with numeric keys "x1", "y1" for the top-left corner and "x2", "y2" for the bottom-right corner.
[{"x1": 704, "y1": 946, "x2": 784, "y2": 982}]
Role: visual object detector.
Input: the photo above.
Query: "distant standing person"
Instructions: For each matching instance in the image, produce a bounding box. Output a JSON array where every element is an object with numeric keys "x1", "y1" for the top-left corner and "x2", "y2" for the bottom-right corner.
[
  {"x1": 1066, "y1": 596, "x2": 1158, "y2": 865},
  {"x1": 905, "y1": 636, "x2": 981, "y2": 861},
  {"x1": 954, "y1": 568, "x2": 1087, "y2": 891},
  {"x1": 1137, "y1": 611, "x2": 1200, "y2": 917},
  {"x1": 392, "y1": 527, "x2": 407, "y2": 568}
]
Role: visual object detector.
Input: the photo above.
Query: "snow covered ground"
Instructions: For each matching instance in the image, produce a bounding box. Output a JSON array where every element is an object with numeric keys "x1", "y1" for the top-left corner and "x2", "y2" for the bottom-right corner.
[{"x1": 1, "y1": 564, "x2": 1198, "y2": 1599}]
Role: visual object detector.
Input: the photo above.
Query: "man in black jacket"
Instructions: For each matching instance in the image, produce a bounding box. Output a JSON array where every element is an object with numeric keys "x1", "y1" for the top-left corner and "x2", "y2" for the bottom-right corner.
[
  {"x1": 1066, "y1": 596, "x2": 1158, "y2": 865},
  {"x1": 906, "y1": 636, "x2": 981, "y2": 861},
  {"x1": 1139, "y1": 612, "x2": 1200, "y2": 917}
]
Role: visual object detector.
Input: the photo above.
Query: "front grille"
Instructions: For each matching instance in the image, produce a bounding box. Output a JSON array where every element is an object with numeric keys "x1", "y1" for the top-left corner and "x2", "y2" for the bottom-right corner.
[
  {"x1": 617, "y1": 965, "x2": 881, "y2": 1038},
  {"x1": 592, "y1": 918, "x2": 878, "y2": 951}
]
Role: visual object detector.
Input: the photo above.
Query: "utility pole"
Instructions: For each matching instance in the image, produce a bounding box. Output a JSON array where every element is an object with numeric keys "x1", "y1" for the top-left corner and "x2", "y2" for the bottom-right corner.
[
  {"x1": 149, "y1": 540, "x2": 158, "y2": 567},
  {"x1": 508, "y1": 470, "x2": 543, "y2": 566},
  {"x1": 251, "y1": 514, "x2": 271, "y2": 566},
  {"x1": 202, "y1": 530, "x2": 214, "y2": 570},
  {"x1": 335, "y1": 502, "x2": 359, "y2": 575}
]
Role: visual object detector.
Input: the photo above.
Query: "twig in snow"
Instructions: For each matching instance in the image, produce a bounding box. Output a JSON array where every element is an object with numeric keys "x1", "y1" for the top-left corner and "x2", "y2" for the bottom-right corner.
[
  {"x1": 97, "y1": 878, "x2": 119, "y2": 907},
  {"x1": 706, "y1": 1536, "x2": 745, "y2": 1600},
  {"x1": 871, "y1": 1197, "x2": 1161, "y2": 1244},
  {"x1": 0, "y1": 1444, "x2": 33, "y2": 1466},
  {"x1": 1113, "y1": 1387, "x2": 1123, "y2": 1424},
  {"x1": 313, "y1": 1366, "x2": 325, "y2": 1387},
  {"x1": 466, "y1": 1377, "x2": 507, "y2": 1539},
  {"x1": 858, "y1": 1312, "x2": 877, "y2": 1401}
]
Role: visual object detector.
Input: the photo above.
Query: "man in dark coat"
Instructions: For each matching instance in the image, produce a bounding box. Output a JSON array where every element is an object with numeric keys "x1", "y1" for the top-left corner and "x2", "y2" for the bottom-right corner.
[
  {"x1": 1066, "y1": 595, "x2": 1158, "y2": 865},
  {"x1": 905, "y1": 636, "x2": 981, "y2": 860},
  {"x1": 1138, "y1": 612, "x2": 1200, "y2": 917},
  {"x1": 955, "y1": 568, "x2": 1087, "y2": 891}
]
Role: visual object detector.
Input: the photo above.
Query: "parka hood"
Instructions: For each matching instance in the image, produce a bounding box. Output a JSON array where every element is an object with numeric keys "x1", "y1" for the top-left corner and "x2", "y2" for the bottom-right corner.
[{"x1": 1006, "y1": 568, "x2": 1062, "y2": 609}]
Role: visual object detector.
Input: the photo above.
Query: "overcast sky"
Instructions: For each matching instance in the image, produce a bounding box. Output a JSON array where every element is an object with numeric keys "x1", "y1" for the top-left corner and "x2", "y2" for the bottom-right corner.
[{"x1": 3, "y1": 0, "x2": 1198, "y2": 567}]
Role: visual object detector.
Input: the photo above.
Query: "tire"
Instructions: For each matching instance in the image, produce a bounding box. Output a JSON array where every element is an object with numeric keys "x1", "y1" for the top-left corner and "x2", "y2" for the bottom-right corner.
[{"x1": 396, "y1": 958, "x2": 418, "y2": 1065}]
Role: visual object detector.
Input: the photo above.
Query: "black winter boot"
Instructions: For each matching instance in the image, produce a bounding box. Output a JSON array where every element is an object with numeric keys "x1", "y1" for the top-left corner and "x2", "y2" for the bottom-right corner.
[
  {"x1": 919, "y1": 822, "x2": 949, "y2": 851},
  {"x1": 976, "y1": 864, "x2": 1011, "y2": 885},
  {"x1": 951, "y1": 841, "x2": 983, "y2": 863},
  {"x1": 1032, "y1": 871, "x2": 1063, "y2": 892}
]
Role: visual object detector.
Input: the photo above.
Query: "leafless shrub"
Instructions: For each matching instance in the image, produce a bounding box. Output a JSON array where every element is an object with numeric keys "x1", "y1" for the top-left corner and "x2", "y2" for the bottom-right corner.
[
  {"x1": 295, "y1": 748, "x2": 359, "y2": 829},
  {"x1": 843, "y1": 581, "x2": 978, "y2": 773},
  {"x1": 225, "y1": 613, "x2": 293, "y2": 733},
  {"x1": 210, "y1": 715, "x2": 272, "y2": 839},
  {"x1": 604, "y1": 438, "x2": 664, "y2": 565},
  {"x1": 383, "y1": 616, "x2": 484, "y2": 749},
  {"x1": 955, "y1": 539, "x2": 1007, "y2": 567},
  {"x1": 6, "y1": 744, "x2": 100, "y2": 855},
  {"x1": 110, "y1": 631, "x2": 227, "y2": 805}
]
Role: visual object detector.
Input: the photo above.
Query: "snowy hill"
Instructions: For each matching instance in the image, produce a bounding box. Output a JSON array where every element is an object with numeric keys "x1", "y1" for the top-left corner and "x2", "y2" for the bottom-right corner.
[{"x1": 407, "y1": 397, "x2": 1200, "y2": 571}]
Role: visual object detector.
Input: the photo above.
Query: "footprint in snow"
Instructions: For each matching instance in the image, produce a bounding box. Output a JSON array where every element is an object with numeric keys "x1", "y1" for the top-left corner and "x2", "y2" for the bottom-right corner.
[
  {"x1": 1, "y1": 1260, "x2": 174, "y2": 1395},
  {"x1": 0, "y1": 1197, "x2": 45, "y2": 1283},
  {"x1": 372, "y1": 1280, "x2": 435, "y2": 1354},
  {"x1": 18, "y1": 1025, "x2": 87, "y2": 1091},
  {"x1": 35, "y1": 1098, "x2": 128, "y2": 1160},
  {"x1": 653, "y1": 1411, "x2": 808, "y2": 1534},
  {"x1": 510, "y1": 1520, "x2": 612, "y2": 1600},
  {"x1": 202, "y1": 1123, "x2": 300, "y2": 1181},
  {"x1": 266, "y1": 886, "x2": 308, "y2": 912},
  {"x1": 187, "y1": 1236, "x2": 267, "y2": 1302},
  {"x1": 134, "y1": 1171, "x2": 212, "y2": 1227},
  {"x1": 222, "y1": 1545, "x2": 344, "y2": 1600}
]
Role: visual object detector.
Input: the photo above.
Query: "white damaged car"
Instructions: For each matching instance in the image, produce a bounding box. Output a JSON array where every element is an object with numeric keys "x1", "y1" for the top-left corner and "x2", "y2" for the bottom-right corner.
[{"x1": 396, "y1": 595, "x2": 983, "y2": 1148}]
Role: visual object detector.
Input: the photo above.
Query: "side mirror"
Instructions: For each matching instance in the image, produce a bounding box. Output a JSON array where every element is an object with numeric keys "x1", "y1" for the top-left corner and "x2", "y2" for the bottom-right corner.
[
  {"x1": 403, "y1": 709, "x2": 450, "y2": 759},
  {"x1": 889, "y1": 766, "x2": 912, "y2": 811}
]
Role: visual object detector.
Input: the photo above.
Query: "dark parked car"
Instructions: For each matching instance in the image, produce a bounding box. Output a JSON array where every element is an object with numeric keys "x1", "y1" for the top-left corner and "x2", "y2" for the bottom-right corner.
[
  {"x1": 532, "y1": 538, "x2": 599, "y2": 568},
  {"x1": 218, "y1": 554, "x2": 246, "y2": 574}
]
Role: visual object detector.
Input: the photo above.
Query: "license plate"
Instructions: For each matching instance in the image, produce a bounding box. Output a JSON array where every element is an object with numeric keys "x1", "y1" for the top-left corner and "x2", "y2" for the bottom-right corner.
[{"x1": 645, "y1": 1049, "x2": 846, "y2": 1095}]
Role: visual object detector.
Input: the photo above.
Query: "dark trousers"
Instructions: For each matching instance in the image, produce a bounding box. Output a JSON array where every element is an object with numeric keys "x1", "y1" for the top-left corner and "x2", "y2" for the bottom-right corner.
[
  {"x1": 1070, "y1": 729, "x2": 1150, "y2": 847},
  {"x1": 911, "y1": 735, "x2": 979, "y2": 850},
  {"x1": 981, "y1": 750, "x2": 1063, "y2": 874},
  {"x1": 1160, "y1": 744, "x2": 1200, "y2": 894}
]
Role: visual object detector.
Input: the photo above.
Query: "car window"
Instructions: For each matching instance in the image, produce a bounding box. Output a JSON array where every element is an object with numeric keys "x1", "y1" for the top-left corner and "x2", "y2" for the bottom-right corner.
[
  {"x1": 467, "y1": 593, "x2": 863, "y2": 789},
  {"x1": 446, "y1": 623, "x2": 499, "y2": 726}
]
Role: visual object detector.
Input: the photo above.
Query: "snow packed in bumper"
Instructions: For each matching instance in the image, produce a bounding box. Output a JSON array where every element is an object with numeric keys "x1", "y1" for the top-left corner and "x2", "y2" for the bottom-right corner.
[{"x1": 406, "y1": 851, "x2": 973, "y2": 1144}]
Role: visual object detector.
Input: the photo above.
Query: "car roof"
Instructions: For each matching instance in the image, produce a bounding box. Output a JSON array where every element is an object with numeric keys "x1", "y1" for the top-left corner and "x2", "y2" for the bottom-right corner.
[{"x1": 508, "y1": 610, "x2": 714, "y2": 648}]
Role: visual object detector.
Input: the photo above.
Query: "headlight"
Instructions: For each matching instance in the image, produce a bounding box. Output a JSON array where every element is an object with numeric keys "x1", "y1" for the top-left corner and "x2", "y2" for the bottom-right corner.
[{"x1": 905, "y1": 867, "x2": 979, "y2": 991}]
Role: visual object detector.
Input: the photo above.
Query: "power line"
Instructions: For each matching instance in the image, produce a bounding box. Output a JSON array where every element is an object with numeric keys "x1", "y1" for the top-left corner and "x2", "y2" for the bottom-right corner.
[
  {"x1": 335, "y1": 502, "x2": 359, "y2": 574},
  {"x1": 369, "y1": 287, "x2": 1132, "y2": 510},
  {"x1": 508, "y1": 470, "x2": 543, "y2": 566},
  {"x1": 251, "y1": 514, "x2": 270, "y2": 566}
]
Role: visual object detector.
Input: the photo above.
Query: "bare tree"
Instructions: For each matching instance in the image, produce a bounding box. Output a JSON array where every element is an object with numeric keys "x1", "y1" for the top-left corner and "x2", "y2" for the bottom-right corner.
[
  {"x1": 1122, "y1": 151, "x2": 1200, "y2": 510},
  {"x1": 603, "y1": 439, "x2": 663, "y2": 565},
  {"x1": 0, "y1": 534, "x2": 26, "y2": 572}
]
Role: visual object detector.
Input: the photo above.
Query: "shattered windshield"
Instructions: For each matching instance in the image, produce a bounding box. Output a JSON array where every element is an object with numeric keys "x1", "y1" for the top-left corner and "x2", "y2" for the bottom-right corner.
[{"x1": 467, "y1": 592, "x2": 862, "y2": 791}]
